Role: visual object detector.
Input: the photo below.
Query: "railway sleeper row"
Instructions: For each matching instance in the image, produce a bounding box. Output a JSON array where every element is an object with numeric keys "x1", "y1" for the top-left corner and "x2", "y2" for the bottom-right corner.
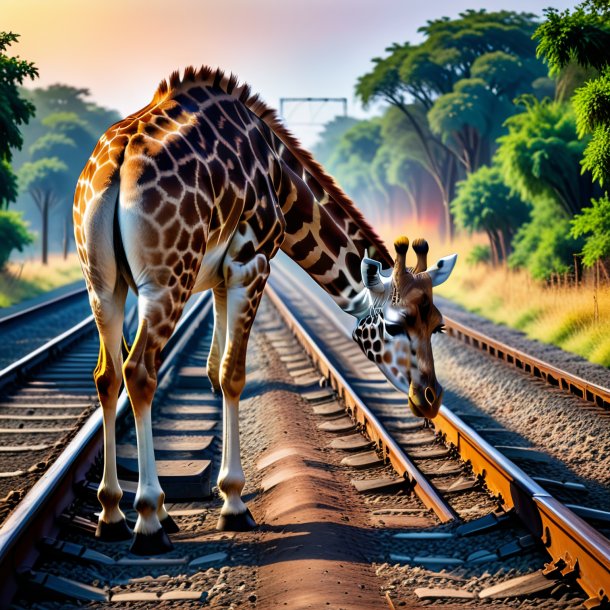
[
  {"x1": 2, "y1": 294, "x2": 593, "y2": 609},
  {"x1": 266, "y1": 272, "x2": 610, "y2": 608}
]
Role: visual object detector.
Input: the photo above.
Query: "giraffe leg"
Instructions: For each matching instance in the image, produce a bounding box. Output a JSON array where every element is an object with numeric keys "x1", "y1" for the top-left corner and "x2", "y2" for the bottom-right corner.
[
  {"x1": 208, "y1": 284, "x2": 227, "y2": 393},
  {"x1": 123, "y1": 290, "x2": 186, "y2": 554},
  {"x1": 91, "y1": 285, "x2": 132, "y2": 541},
  {"x1": 217, "y1": 253, "x2": 269, "y2": 531}
]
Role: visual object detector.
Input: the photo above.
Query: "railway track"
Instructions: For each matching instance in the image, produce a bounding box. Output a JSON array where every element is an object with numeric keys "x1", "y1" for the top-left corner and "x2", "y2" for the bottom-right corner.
[
  {"x1": 442, "y1": 316, "x2": 610, "y2": 411},
  {"x1": 268, "y1": 263, "x2": 610, "y2": 608},
  {"x1": 0, "y1": 283, "x2": 90, "y2": 370},
  {"x1": 0, "y1": 287, "x2": 139, "y2": 529},
  {"x1": 0, "y1": 291, "x2": 212, "y2": 605},
  {"x1": 0, "y1": 266, "x2": 608, "y2": 608}
]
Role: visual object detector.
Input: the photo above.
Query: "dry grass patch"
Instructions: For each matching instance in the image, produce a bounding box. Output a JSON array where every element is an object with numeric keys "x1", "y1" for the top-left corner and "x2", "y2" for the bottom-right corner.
[
  {"x1": 0, "y1": 254, "x2": 83, "y2": 308},
  {"x1": 435, "y1": 238, "x2": 610, "y2": 367}
]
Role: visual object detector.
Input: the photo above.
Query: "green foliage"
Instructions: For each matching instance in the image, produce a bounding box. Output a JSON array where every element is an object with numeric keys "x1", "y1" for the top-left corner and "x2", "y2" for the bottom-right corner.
[
  {"x1": 452, "y1": 165, "x2": 529, "y2": 234},
  {"x1": 0, "y1": 210, "x2": 33, "y2": 268},
  {"x1": 571, "y1": 195, "x2": 610, "y2": 265},
  {"x1": 0, "y1": 32, "x2": 37, "y2": 207},
  {"x1": 509, "y1": 198, "x2": 582, "y2": 279},
  {"x1": 571, "y1": 70, "x2": 610, "y2": 186},
  {"x1": 467, "y1": 244, "x2": 492, "y2": 265},
  {"x1": 325, "y1": 119, "x2": 385, "y2": 214},
  {"x1": 496, "y1": 97, "x2": 598, "y2": 216},
  {"x1": 573, "y1": 71, "x2": 610, "y2": 135},
  {"x1": 0, "y1": 159, "x2": 18, "y2": 206},
  {"x1": 356, "y1": 10, "x2": 549, "y2": 234},
  {"x1": 452, "y1": 164, "x2": 529, "y2": 263},
  {"x1": 534, "y1": 6, "x2": 610, "y2": 75},
  {"x1": 19, "y1": 157, "x2": 70, "y2": 198},
  {"x1": 535, "y1": 1, "x2": 610, "y2": 267}
]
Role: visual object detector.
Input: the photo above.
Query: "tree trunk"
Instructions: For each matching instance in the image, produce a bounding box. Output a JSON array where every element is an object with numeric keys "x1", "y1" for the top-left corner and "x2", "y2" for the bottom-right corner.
[
  {"x1": 63, "y1": 212, "x2": 70, "y2": 259},
  {"x1": 486, "y1": 229, "x2": 499, "y2": 266},
  {"x1": 41, "y1": 195, "x2": 49, "y2": 265}
]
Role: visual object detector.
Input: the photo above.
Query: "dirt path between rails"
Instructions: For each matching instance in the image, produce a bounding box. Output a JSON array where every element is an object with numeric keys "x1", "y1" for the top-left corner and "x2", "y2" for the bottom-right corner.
[{"x1": 235, "y1": 302, "x2": 389, "y2": 609}]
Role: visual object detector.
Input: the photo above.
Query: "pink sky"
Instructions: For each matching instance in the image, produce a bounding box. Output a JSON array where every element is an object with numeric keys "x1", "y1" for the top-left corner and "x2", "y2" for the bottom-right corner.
[{"x1": 5, "y1": 0, "x2": 574, "y2": 146}]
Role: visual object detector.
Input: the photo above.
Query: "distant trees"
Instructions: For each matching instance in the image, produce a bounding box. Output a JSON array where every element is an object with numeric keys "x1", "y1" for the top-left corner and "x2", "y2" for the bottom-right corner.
[
  {"x1": 451, "y1": 165, "x2": 529, "y2": 265},
  {"x1": 309, "y1": 7, "x2": 610, "y2": 282},
  {"x1": 19, "y1": 158, "x2": 69, "y2": 265},
  {"x1": 0, "y1": 32, "x2": 37, "y2": 269},
  {"x1": 355, "y1": 10, "x2": 551, "y2": 239},
  {"x1": 15, "y1": 86, "x2": 120, "y2": 263}
]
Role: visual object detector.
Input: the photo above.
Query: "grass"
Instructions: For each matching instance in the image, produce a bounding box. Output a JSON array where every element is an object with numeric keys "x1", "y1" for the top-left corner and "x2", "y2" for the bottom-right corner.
[
  {"x1": 0, "y1": 254, "x2": 84, "y2": 309},
  {"x1": 433, "y1": 236, "x2": 610, "y2": 368}
]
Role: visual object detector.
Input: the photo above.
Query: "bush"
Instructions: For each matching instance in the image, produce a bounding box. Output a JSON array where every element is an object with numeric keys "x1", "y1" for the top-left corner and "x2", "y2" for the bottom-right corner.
[
  {"x1": 571, "y1": 195, "x2": 610, "y2": 266},
  {"x1": 0, "y1": 211, "x2": 34, "y2": 269},
  {"x1": 467, "y1": 244, "x2": 492, "y2": 265},
  {"x1": 509, "y1": 197, "x2": 583, "y2": 279}
]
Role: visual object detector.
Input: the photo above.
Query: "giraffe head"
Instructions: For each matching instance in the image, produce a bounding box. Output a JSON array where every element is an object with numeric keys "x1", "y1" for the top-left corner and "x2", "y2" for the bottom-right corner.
[{"x1": 352, "y1": 237, "x2": 457, "y2": 419}]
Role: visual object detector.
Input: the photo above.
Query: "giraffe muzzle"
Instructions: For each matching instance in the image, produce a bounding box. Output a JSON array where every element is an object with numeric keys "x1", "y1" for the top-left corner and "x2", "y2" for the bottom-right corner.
[{"x1": 408, "y1": 382, "x2": 443, "y2": 419}]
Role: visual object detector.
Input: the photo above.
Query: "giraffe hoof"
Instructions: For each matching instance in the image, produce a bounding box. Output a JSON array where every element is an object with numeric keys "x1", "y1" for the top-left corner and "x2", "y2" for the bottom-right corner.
[
  {"x1": 96, "y1": 518, "x2": 132, "y2": 541},
  {"x1": 160, "y1": 514, "x2": 180, "y2": 534},
  {"x1": 216, "y1": 508, "x2": 257, "y2": 532},
  {"x1": 130, "y1": 528, "x2": 173, "y2": 555}
]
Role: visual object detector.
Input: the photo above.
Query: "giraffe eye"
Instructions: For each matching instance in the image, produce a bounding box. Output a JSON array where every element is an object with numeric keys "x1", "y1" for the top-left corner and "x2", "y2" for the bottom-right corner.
[
  {"x1": 385, "y1": 320, "x2": 403, "y2": 337},
  {"x1": 433, "y1": 324, "x2": 446, "y2": 334}
]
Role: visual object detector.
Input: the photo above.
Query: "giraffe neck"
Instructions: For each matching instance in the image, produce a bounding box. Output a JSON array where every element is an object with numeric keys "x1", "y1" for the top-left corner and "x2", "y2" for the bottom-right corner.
[{"x1": 275, "y1": 143, "x2": 393, "y2": 318}]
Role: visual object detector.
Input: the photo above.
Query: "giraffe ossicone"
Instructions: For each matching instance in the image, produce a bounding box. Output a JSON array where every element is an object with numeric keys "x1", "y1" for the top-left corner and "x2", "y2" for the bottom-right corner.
[{"x1": 74, "y1": 65, "x2": 456, "y2": 555}]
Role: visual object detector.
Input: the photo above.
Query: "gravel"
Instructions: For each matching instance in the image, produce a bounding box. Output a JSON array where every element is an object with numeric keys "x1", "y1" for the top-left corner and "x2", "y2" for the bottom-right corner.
[{"x1": 436, "y1": 296, "x2": 610, "y2": 388}]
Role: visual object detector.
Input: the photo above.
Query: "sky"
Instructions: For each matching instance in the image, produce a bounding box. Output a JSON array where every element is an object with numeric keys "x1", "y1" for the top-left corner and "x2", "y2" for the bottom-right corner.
[{"x1": 5, "y1": 0, "x2": 576, "y2": 147}]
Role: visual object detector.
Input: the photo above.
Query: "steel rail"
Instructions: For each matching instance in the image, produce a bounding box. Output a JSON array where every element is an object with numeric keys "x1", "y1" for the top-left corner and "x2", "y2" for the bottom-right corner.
[
  {"x1": 265, "y1": 283, "x2": 457, "y2": 524},
  {"x1": 433, "y1": 407, "x2": 610, "y2": 608},
  {"x1": 0, "y1": 315, "x2": 96, "y2": 393},
  {"x1": 0, "y1": 285, "x2": 88, "y2": 327},
  {"x1": 0, "y1": 292, "x2": 213, "y2": 605},
  {"x1": 443, "y1": 316, "x2": 610, "y2": 410},
  {"x1": 267, "y1": 276, "x2": 609, "y2": 608}
]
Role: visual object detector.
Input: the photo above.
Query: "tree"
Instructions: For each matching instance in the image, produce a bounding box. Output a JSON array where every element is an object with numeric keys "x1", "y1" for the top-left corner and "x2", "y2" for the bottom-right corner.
[
  {"x1": 452, "y1": 165, "x2": 529, "y2": 265},
  {"x1": 535, "y1": 1, "x2": 610, "y2": 266},
  {"x1": 12, "y1": 86, "x2": 120, "y2": 259},
  {"x1": 509, "y1": 197, "x2": 583, "y2": 280},
  {"x1": 0, "y1": 32, "x2": 38, "y2": 208},
  {"x1": 496, "y1": 97, "x2": 600, "y2": 217},
  {"x1": 19, "y1": 158, "x2": 69, "y2": 264},
  {"x1": 313, "y1": 116, "x2": 359, "y2": 166},
  {"x1": 0, "y1": 210, "x2": 33, "y2": 269},
  {"x1": 18, "y1": 112, "x2": 98, "y2": 261},
  {"x1": 571, "y1": 195, "x2": 610, "y2": 266},
  {"x1": 356, "y1": 10, "x2": 549, "y2": 239},
  {"x1": 374, "y1": 106, "x2": 446, "y2": 229},
  {"x1": 326, "y1": 119, "x2": 388, "y2": 223}
]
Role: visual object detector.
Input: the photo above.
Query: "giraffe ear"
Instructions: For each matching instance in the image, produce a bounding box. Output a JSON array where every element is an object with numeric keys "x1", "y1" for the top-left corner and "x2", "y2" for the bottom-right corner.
[
  {"x1": 426, "y1": 254, "x2": 457, "y2": 287},
  {"x1": 361, "y1": 257, "x2": 384, "y2": 294}
]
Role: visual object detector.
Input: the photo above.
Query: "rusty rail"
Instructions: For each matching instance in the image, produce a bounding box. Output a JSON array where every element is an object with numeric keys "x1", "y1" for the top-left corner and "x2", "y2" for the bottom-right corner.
[
  {"x1": 265, "y1": 284, "x2": 457, "y2": 524},
  {"x1": 267, "y1": 279, "x2": 610, "y2": 609},
  {"x1": 443, "y1": 316, "x2": 610, "y2": 410},
  {"x1": 433, "y1": 407, "x2": 610, "y2": 609}
]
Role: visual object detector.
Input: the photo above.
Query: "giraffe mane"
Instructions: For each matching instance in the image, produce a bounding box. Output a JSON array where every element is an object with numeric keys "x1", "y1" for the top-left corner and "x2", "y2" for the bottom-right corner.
[{"x1": 154, "y1": 65, "x2": 394, "y2": 269}]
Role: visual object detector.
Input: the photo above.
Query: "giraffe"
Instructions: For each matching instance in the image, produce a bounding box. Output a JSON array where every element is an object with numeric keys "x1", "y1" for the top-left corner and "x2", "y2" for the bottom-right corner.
[{"x1": 74, "y1": 66, "x2": 456, "y2": 555}]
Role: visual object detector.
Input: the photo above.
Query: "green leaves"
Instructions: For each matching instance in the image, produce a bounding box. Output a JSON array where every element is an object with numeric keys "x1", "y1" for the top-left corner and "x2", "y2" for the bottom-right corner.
[
  {"x1": 0, "y1": 210, "x2": 33, "y2": 269},
  {"x1": 535, "y1": 7, "x2": 610, "y2": 75},
  {"x1": 0, "y1": 31, "x2": 37, "y2": 207},
  {"x1": 496, "y1": 98, "x2": 594, "y2": 216},
  {"x1": 571, "y1": 195, "x2": 610, "y2": 265},
  {"x1": 19, "y1": 157, "x2": 70, "y2": 200}
]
